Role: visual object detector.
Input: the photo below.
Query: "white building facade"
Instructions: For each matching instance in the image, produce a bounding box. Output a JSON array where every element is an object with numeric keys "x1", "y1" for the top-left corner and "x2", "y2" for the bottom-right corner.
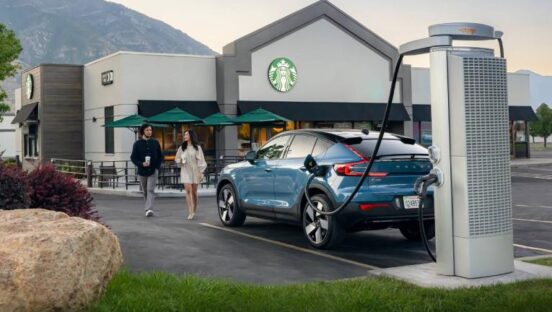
[{"x1": 84, "y1": 52, "x2": 216, "y2": 162}]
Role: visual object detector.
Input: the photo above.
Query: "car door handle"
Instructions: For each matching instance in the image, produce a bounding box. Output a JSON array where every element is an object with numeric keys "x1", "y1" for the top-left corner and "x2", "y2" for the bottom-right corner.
[{"x1": 265, "y1": 168, "x2": 272, "y2": 172}]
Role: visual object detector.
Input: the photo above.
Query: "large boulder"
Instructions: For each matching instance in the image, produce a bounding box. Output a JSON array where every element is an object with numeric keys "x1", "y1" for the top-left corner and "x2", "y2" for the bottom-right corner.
[{"x1": 0, "y1": 209, "x2": 123, "y2": 312}]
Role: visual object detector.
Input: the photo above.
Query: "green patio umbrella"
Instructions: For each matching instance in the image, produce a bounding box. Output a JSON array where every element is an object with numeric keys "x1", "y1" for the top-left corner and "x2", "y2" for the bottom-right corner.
[
  {"x1": 147, "y1": 108, "x2": 202, "y2": 151},
  {"x1": 233, "y1": 107, "x2": 289, "y2": 124},
  {"x1": 195, "y1": 113, "x2": 236, "y2": 168},
  {"x1": 103, "y1": 114, "x2": 168, "y2": 128},
  {"x1": 234, "y1": 108, "x2": 290, "y2": 154},
  {"x1": 198, "y1": 112, "x2": 235, "y2": 126},
  {"x1": 103, "y1": 114, "x2": 147, "y2": 128},
  {"x1": 147, "y1": 107, "x2": 202, "y2": 123},
  {"x1": 103, "y1": 114, "x2": 168, "y2": 141}
]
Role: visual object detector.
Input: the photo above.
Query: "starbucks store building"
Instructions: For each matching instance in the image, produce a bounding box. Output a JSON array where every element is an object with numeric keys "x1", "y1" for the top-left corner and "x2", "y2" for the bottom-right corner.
[
  {"x1": 85, "y1": 1, "x2": 410, "y2": 163},
  {"x1": 14, "y1": 1, "x2": 537, "y2": 166}
]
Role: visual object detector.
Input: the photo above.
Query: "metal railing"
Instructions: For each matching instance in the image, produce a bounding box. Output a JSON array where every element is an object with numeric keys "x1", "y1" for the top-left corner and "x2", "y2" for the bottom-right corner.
[
  {"x1": 51, "y1": 155, "x2": 245, "y2": 190},
  {"x1": 50, "y1": 158, "x2": 87, "y2": 179}
]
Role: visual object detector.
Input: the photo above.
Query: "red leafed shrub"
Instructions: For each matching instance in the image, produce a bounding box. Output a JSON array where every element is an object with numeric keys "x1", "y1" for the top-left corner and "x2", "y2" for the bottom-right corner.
[
  {"x1": 0, "y1": 164, "x2": 31, "y2": 209},
  {"x1": 26, "y1": 164, "x2": 100, "y2": 222}
]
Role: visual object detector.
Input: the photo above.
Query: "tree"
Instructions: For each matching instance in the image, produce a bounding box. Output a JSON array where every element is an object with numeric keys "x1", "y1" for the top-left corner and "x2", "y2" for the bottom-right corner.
[
  {"x1": 0, "y1": 23, "x2": 23, "y2": 123},
  {"x1": 529, "y1": 121, "x2": 540, "y2": 143},
  {"x1": 530, "y1": 103, "x2": 552, "y2": 148}
]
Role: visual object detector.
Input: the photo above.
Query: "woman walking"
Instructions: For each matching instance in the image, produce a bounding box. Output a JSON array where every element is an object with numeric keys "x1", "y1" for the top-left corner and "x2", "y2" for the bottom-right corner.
[{"x1": 175, "y1": 129, "x2": 207, "y2": 220}]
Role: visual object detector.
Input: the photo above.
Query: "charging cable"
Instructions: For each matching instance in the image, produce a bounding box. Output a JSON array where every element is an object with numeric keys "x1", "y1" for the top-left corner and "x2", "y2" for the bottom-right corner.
[
  {"x1": 413, "y1": 173, "x2": 439, "y2": 262},
  {"x1": 304, "y1": 55, "x2": 404, "y2": 216}
]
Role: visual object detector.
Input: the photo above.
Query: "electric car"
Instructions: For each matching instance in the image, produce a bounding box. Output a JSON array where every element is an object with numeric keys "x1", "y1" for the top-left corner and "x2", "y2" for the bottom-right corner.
[{"x1": 216, "y1": 129, "x2": 434, "y2": 249}]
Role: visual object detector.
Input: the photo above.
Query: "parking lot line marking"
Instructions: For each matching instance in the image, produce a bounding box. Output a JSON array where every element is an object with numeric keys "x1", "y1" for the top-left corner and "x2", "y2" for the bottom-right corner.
[
  {"x1": 511, "y1": 172, "x2": 552, "y2": 180},
  {"x1": 525, "y1": 167, "x2": 552, "y2": 172},
  {"x1": 514, "y1": 204, "x2": 552, "y2": 209},
  {"x1": 513, "y1": 218, "x2": 552, "y2": 225},
  {"x1": 199, "y1": 222, "x2": 380, "y2": 270},
  {"x1": 513, "y1": 244, "x2": 552, "y2": 254}
]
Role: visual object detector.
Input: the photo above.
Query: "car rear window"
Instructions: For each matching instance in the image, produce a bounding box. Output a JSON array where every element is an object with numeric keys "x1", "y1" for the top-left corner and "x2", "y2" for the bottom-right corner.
[{"x1": 350, "y1": 139, "x2": 428, "y2": 158}]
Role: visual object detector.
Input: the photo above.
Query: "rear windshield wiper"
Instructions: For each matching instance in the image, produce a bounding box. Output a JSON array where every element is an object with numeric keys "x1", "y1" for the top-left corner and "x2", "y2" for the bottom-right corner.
[{"x1": 393, "y1": 135, "x2": 417, "y2": 145}]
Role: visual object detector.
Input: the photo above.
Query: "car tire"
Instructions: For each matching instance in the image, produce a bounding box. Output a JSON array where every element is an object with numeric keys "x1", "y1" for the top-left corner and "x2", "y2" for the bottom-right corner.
[
  {"x1": 399, "y1": 221, "x2": 435, "y2": 241},
  {"x1": 302, "y1": 194, "x2": 344, "y2": 249},
  {"x1": 217, "y1": 184, "x2": 246, "y2": 227}
]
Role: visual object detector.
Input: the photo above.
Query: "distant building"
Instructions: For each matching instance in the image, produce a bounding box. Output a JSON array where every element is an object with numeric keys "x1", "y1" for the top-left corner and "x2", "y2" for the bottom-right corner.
[{"x1": 0, "y1": 112, "x2": 16, "y2": 158}]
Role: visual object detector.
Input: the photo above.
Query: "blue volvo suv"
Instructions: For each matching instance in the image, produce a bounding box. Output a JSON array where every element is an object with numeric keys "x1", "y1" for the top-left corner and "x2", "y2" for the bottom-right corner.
[{"x1": 216, "y1": 129, "x2": 434, "y2": 249}]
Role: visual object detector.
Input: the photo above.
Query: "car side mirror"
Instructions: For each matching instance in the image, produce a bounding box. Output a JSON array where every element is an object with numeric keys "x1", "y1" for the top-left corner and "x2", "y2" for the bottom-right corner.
[{"x1": 245, "y1": 151, "x2": 257, "y2": 164}]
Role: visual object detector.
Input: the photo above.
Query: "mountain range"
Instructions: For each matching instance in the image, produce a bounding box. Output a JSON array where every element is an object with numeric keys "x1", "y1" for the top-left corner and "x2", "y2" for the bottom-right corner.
[{"x1": 0, "y1": 0, "x2": 216, "y2": 110}]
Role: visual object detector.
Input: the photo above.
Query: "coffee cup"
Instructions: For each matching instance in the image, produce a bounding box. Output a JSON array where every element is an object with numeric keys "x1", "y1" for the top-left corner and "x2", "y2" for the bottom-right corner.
[{"x1": 145, "y1": 156, "x2": 151, "y2": 164}]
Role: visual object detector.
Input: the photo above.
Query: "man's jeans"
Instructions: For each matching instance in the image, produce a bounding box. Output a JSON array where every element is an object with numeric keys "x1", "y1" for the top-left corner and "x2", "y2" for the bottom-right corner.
[{"x1": 138, "y1": 169, "x2": 158, "y2": 211}]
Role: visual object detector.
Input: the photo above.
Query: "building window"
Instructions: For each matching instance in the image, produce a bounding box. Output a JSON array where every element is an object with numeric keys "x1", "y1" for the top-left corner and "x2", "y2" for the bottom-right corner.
[
  {"x1": 104, "y1": 106, "x2": 114, "y2": 154},
  {"x1": 24, "y1": 124, "x2": 38, "y2": 158}
]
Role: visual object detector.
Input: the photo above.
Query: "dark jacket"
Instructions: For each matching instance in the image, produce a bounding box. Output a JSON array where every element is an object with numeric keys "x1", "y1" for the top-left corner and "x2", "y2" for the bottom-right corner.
[{"x1": 130, "y1": 138, "x2": 164, "y2": 177}]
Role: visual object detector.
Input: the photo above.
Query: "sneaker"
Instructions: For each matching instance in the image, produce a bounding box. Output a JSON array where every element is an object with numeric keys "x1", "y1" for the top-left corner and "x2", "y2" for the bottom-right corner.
[
  {"x1": 145, "y1": 210, "x2": 154, "y2": 217},
  {"x1": 187, "y1": 213, "x2": 194, "y2": 220}
]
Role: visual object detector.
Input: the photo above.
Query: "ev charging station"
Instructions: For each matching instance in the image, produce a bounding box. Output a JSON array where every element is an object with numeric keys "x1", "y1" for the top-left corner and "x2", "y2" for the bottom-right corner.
[{"x1": 400, "y1": 23, "x2": 514, "y2": 279}]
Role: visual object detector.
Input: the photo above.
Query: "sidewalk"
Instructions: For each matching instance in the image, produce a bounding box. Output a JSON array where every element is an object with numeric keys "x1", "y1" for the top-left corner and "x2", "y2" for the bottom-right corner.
[{"x1": 88, "y1": 184, "x2": 216, "y2": 198}]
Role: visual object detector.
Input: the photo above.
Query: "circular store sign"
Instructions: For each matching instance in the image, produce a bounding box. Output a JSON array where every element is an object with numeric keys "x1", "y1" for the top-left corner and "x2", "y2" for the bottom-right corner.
[
  {"x1": 268, "y1": 57, "x2": 298, "y2": 92},
  {"x1": 25, "y1": 74, "x2": 34, "y2": 100}
]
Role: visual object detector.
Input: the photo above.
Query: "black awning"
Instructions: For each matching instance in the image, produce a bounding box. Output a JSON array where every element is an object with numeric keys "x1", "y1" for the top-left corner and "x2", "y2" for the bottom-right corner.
[
  {"x1": 237, "y1": 101, "x2": 410, "y2": 121},
  {"x1": 413, "y1": 104, "x2": 431, "y2": 122},
  {"x1": 138, "y1": 100, "x2": 219, "y2": 118},
  {"x1": 509, "y1": 106, "x2": 537, "y2": 121},
  {"x1": 11, "y1": 103, "x2": 38, "y2": 124}
]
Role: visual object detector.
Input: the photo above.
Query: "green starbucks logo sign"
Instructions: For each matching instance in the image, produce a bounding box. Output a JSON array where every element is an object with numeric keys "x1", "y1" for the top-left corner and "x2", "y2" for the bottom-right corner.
[
  {"x1": 268, "y1": 57, "x2": 298, "y2": 92},
  {"x1": 26, "y1": 74, "x2": 34, "y2": 100}
]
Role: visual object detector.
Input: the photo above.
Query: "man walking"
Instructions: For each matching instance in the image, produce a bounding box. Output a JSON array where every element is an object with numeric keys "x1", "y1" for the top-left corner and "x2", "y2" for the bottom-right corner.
[{"x1": 131, "y1": 123, "x2": 164, "y2": 217}]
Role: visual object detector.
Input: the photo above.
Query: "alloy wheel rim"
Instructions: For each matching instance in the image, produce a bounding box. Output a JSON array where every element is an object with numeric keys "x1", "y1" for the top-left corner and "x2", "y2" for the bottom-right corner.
[
  {"x1": 218, "y1": 188, "x2": 234, "y2": 223},
  {"x1": 304, "y1": 200, "x2": 329, "y2": 244}
]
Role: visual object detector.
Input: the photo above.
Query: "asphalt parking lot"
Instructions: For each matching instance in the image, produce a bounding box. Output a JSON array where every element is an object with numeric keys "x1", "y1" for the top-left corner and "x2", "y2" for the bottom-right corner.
[{"x1": 94, "y1": 163, "x2": 552, "y2": 284}]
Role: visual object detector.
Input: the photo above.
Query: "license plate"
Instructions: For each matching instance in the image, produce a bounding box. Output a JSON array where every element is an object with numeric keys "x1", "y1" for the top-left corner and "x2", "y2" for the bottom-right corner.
[{"x1": 403, "y1": 196, "x2": 421, "y2": 209}]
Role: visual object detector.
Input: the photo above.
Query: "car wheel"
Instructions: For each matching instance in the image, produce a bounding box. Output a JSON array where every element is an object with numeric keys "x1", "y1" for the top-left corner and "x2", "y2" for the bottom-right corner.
[
  {"x1": 399, "y1": 221, "x2": 435, "y2": 241},
  {"x1": 217, "y1": 184, "x2": 246, "y2": 227},
  {"x1": 302, "y1": 194, "x2": 344, "y2": 249}
]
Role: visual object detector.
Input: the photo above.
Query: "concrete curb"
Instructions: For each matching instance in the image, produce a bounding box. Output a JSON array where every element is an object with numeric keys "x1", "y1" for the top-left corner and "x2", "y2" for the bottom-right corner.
[
  {"x1": 370, "y1": 260, "x2": 552, "y2": 289},
  {"x1": 516, "y1": 254, "x2": 552, "y2": 261}
]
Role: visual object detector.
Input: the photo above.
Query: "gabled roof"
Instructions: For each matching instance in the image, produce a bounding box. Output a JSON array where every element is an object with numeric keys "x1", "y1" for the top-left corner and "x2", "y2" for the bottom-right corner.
[{"x1": 222, "y1": 0, "x2": 399, "y2": 73}]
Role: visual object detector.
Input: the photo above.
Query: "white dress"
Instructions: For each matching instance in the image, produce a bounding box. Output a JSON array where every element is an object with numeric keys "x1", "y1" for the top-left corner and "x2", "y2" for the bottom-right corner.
[{"x1": 175, "y1": 145, "x2": 207, "y2": 184}]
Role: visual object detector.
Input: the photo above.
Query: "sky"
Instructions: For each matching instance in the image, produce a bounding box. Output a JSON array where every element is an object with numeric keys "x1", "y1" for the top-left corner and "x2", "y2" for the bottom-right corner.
[{"x1": 108, "y1": 0, "x2": 552, "y2": 75}]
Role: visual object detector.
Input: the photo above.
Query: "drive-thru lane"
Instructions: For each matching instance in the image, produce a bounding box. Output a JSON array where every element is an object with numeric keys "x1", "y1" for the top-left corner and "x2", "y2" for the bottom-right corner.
[{"x1": 94, "y1": 168, "x2": 551, "y2": 283}]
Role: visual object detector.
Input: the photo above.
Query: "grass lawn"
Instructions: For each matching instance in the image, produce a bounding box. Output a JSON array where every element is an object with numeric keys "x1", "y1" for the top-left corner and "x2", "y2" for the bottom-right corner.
[
  {"x1": 86, "y1": 269, "x2": 552, "y2": 312},
  {"x1": 528, "y1": 257, "x2": 552, "y2": 267}
]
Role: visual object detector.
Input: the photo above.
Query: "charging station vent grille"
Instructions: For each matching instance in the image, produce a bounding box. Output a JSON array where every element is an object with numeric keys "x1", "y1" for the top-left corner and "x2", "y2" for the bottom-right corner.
[{"x1": 463, "y1": 57, "x2": 512, "y2": 237}]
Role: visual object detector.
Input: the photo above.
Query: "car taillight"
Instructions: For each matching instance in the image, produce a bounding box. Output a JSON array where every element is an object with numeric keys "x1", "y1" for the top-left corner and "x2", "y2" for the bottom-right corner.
[
  {"x1": 359, "y1": 203, "x2": 391, "y2": 211},
  {"x1": 333, "y1": 160, "x2": 388, "y2": 177}
]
